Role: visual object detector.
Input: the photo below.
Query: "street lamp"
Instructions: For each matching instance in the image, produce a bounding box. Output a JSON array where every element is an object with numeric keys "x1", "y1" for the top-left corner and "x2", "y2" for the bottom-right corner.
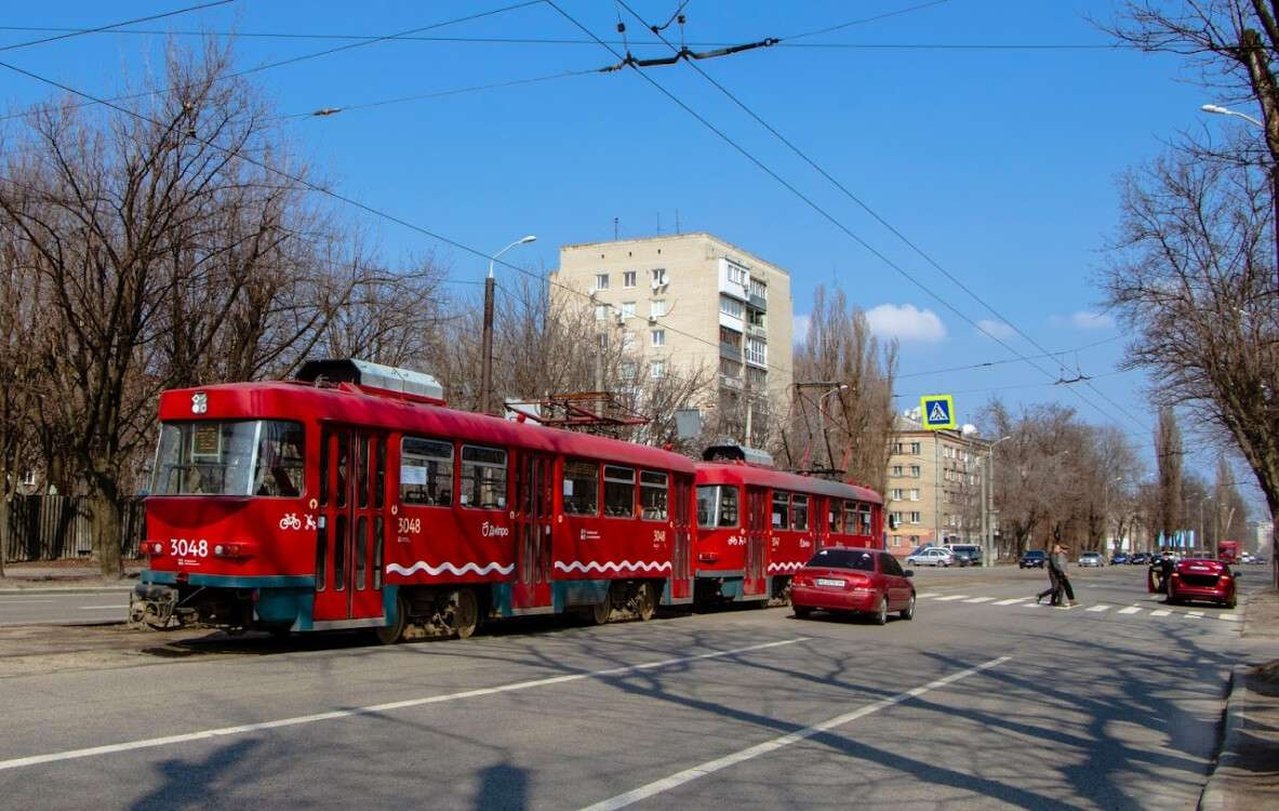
[
  {"x1": 1200, "y1": 103, "x2": 1279, "y2": 296},
  {"x1": 982, "y1": 435, "x2": 1012, "y2": 568},
  {"x1": 817, "y1": 384, "x2": 849, "y2": 471},
  {"x1": 478, "y1": 235, "x2": 537, "y2": 415}
]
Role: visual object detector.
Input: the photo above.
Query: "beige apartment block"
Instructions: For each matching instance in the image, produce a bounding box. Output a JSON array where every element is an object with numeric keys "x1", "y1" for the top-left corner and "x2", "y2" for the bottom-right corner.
[
  {"x1": 885, "y1": 413, "x2": 997, "y2": 558},
  {"x1": 552, "y1": 233, "x2": 793, "y2": 445}
]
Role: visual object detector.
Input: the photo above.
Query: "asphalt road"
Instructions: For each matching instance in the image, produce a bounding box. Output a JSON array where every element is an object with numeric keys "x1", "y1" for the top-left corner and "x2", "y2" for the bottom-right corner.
[
  {"x1": 0, "y1": 590, "x2": 130, "y2": 626},
  {"x1": 0, "y1": 564, "x2": 1271, "y2": 810}
]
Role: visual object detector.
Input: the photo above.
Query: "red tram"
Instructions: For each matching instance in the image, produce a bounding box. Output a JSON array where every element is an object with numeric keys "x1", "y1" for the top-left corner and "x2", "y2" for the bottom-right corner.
[
  {"x1": 694, "y1": 445, "x2": 884, "y2": 605},
  {"x1": 131, "y1": 359, "x2": 698, "y2": 641}
]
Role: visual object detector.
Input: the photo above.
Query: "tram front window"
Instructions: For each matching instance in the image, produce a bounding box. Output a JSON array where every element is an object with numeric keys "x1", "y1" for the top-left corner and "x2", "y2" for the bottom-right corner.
[
  {"x1": 152, "y1": 420, "x2": 305, "y2": 497},
  {"x1": 696, "y1": 485, "x2": 738, "y2": 528}
]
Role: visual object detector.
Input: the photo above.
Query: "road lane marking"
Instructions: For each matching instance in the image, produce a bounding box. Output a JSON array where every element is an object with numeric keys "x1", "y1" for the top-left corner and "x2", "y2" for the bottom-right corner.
[
  {"x1": 1219, "y1": 614, "x2": 1241, "y2": 622},
  {"x1": 1152, "y1": 609, "x2": 1171, "y2": 617},
  {"x1": 578, "y1": 656, "x2": 1013, "y2": 811},
  {"x1": 962, "y1": 597, "x2": 994, "y2": 604},
  {"x1": 1118, "y1": 607, "x2": 1142, "y2": 615},
  {"x1": 933, "y1": 595, "x2": 968, "y2": 602},
  {"x1": 0, "y1": 638, "x2": 806, "y2": 772},
  {"x1": 0, "y1": 599, "x2": 55, "y2": 604},
  {"x1": 1187, "y1": 611, "x2": 1205, "y2": 618},
  {"x1": 79, "y1": 606, "x2": 128, "y2": 610},
  {"x1": 993, "y1": 598, "x2": 1028, "y2": 606},
  {"x1": 1086, "y1": 605, "x2": 1110, "y2": 613},
  {"x1": 915, "y1": 592, "x2": 940, "y2": 598}
]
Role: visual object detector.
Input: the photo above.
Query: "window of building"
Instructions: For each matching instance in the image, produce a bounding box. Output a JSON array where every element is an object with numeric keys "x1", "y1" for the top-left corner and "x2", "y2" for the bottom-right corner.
[
  {"x1": 623, "y1": 270, "x2": 637, "y2": 288},
  {"x1": 891, "y1": 465, "x2": 903, "y2": 477},
  {"x1": 650, "y1": 360, "x2": 666, "y2": 379},
  {"x1": 562, "y1": 459, "x2": 599, "y2": 515},
  {"x1": 621, "y1": 301, "x2": 636, "y2": 318},
  {"x1": 909, "y1": 442, "x2": 921, "y2": 454},
  {"x1": 719, "y1": 295, "x2": 744, "y2": 319},
  {"x1": 910, "y1": 465, "x2": 921, "y2": 478},
  {"x1": 594, "y1": 304, "x2": 609, "y2": 320},
  {"x1": 726, "y1": 261, "x2": 747, "y2": 287},
  {"x1": 400, "y1": 437, "x2": 453, "y2": 506},
  {"x1": 651, "y1": 267, "x2": 667, "y2": 287},
  {"x1": 892, "y1": 535, "x2": 903, "y2": 548},
  {"x1": 651, "y1": 299, "x2": 667, "y2": 317},
  {"x1": 620, "y1": 362, "x2": 637, "y2": 382},
  {"x1": 909, "y1": 511, "x2": 922, "y2": 524},
  {"x1": 890, "y1": 488, "x2": 903, "y2": 501},
  {"x1": 748, "y1": 277, "x2": 767, "y2": 300},
  {"x1": 460, "y1": 444, "x2": 507, "y2": 509},
  {"x1": 595, "y1": 273, "x2": 609, "y2": 291},
  {"x1": 640, "y1": 471, "x2": 668, "y2": 520},
  {"x1": 651, "y1": 329, "x2": 665, "y2": 347},
  {"x1": 603, "y1": 465, "x2": 635, "y2": 517},
  {"x1": 909, "y1": 488, "x2": 920, "y2": 501},
  {"x1": 745, "y1": 337, "x2": 766, "y2": 365}
]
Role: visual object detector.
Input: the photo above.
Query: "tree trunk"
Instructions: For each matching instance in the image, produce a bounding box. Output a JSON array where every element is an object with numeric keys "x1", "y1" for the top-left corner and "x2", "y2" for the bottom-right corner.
[{"x1": 93, "y1": 493, "x2": 123, "y2": 579}]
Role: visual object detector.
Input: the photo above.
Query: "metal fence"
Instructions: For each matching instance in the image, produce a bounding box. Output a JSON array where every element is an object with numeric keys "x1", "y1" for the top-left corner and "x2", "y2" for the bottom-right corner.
[{"x1": 2, "y1": 496, "x2": 144, "y2": 562}]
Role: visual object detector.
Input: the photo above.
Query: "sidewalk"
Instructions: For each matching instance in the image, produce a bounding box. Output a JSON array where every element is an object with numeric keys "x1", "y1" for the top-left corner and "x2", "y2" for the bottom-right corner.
[
  {"x1": 1200, "y1": 588, "x2": 1279, "y2": 810},
  {"x1": 0, "y1": 559, "x2": 142, "y2": 590}
]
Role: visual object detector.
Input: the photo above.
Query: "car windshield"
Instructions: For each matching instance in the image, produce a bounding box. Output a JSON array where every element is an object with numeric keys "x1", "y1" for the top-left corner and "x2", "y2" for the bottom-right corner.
[
  {"x1": 1025, "y1": 550, "x2": 1045, "y2": 558},
  {"x1": 807, "y1": 548, "x2": 875, "y2": 572}
]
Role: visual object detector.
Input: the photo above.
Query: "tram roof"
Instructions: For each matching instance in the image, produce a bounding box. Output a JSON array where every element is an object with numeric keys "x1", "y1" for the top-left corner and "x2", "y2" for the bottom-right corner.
[
  {"x1": 695, "y1": 460, "x2": 882, "y2": 504},
  {"x1": 157, "y1": 381, "x2": 696, "y2": 472}
]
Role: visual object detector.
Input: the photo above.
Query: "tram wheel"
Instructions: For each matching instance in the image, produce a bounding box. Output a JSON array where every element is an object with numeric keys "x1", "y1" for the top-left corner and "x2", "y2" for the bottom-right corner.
[
  {"x1": 635, "y1": 582, "x2": 657, "y2": 622},
  {"x1": 448, "y1": 589, "x2": 479, "y2": 640},
  {"x1": 592, "y1": 588, "x2": 613, "y2": 625},
  {"x1": 375, "y1": 594, "x2": 408, "y2": 645}
]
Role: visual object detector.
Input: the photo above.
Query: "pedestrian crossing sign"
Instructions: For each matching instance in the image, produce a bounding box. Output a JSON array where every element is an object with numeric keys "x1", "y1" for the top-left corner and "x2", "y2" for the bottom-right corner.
[{"x1": 920, "y1": 394, "x2": 956, "y2": 430}]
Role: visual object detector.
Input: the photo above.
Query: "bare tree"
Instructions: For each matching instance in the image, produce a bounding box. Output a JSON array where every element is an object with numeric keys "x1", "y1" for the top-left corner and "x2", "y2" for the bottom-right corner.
[
  {"x1": 783, "y1": 286, "x2": 897, "y2": 492},
  {"x1": 1108, "y1": 0, "x2": 1279, "y2": 582},
  {"x1": 1154, "y1": 407, "x2": 1186, "y2": 547}
]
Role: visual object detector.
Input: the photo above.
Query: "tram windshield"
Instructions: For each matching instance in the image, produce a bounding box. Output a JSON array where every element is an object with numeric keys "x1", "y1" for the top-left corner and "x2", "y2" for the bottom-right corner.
[{"x1": 151, "y1": 420, "x2": 304, "y2": 497}]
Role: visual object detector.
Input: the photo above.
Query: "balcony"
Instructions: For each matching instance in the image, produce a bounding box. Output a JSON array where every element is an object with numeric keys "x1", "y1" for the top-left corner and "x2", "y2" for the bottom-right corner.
[
  {"x1": 719, "y1": 341, "x2": 742, "y2": 360},
  {"x1": 749, "y1": 293, "x2": 767, "y2": 311},
  {"x1": 719, "y1": 374, "x2": 743, "y2": 390}
]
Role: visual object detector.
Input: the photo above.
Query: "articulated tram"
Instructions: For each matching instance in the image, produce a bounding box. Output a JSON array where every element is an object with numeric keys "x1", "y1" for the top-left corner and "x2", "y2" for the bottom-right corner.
[{"x1": 130, "y1": 360, "x2": 884, "y2": 641}]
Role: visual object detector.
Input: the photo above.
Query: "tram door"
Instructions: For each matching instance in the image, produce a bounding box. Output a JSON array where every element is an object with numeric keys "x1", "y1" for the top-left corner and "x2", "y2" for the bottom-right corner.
[
  {"x1": 743, "y1": 485, "x2": 768, "y2": 598},
  {"x1": 313, "y1": 426, "x2": 387, "y2": 625},
  {"x1": 513, "y1": 451, "x2": 554, "y2": 611},
  {"x1": 667, "y1": 473, "x2": 694, "y2": 601},
  {"x1": 814, "y1": 497, "x2": 831, "y2": 553}
]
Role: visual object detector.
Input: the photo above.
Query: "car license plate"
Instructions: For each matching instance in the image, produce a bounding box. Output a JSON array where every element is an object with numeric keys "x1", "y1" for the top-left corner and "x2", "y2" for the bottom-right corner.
[{"x1": 816, "y1": 578, "x2": 844, "y2": 588}]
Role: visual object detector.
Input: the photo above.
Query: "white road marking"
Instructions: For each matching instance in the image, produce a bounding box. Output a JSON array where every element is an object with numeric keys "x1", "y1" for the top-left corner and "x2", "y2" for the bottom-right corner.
[
  {"x1": 1219, "y1": 614, "x2": 1241, "y2": 622},
  {"x1": 1118, "y1": 607, "x2": 1142, "y2": 615},
  {"x1": 578, "y1": 656, "x2": 1012, "y2": 811},
  {"x1": 1152, "y1": 610, "x2": 1171, "y2": 617},
  {"x1": 1187, "y1": 611, "x2": 1205, "y2": 618},
  {"x1": 962, "y1": 597, "x2": 995, "y2": 604},
  {"x1": 915, "y1": 592, "x2": 940, "y2": 599},
  {"x1": 933, "y1": 595, "x2": 968, "y2": 602},
  {"x1": 993, "y1": 598, "x2": 1028, "y2": 606},
  {"x1": 1086, "y1": 605, "x2": 1110, "y2": 613},
  {"x1": 0, "y1": 638, "x2": 806, "y2": 772},
  {"x1": 80, "y1": 605, "x2": 128, "y2": 610}
]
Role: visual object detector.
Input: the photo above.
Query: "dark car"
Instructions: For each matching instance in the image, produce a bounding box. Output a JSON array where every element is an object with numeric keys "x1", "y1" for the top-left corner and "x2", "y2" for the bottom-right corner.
[
  {"x1": 1166, "y1": 557, "x2": 1237, "y2": 608},
  {"x1": 946, "y1": 544, "x2": 983, "y2": 567},
  {"x1": 1111, "y1": 552, "x2": 1131, "y2": 565},
  {"x1": 1130, "y1": 552, "x2": 1151, "y2": 566},
  {"x1": 791, "y1": 547, "x2": 916, "y2": 625},
  {"x1": 1019, "y1": 549, "x2": 1048, "y2": 569}
]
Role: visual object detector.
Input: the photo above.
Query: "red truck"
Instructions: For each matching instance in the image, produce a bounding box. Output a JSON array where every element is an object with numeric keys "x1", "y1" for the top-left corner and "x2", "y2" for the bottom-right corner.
[{"x1": 1218, "y1": 540, "x2": 1241, "y2": 564}]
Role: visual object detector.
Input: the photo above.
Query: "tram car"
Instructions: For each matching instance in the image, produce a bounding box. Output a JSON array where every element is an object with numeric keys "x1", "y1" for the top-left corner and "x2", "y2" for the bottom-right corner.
[
  {"x1": 694, "y1": 445, "x2": 884, "y2": 605},
  {"x1": 130, "y1": 359, "x2": 697, "y2": 642}
]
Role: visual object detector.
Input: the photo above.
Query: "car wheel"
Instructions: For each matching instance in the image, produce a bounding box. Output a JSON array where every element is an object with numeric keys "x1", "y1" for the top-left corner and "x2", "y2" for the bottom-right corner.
[
  {"x1": 873, "y1": 596, "x2": 888, "y2": 626},
  {"x1": 794, "y1": 605, "x2": 813, "y2": 619},
  {"x1": 1225, "y1": 594, "x2": 1237, "y2": 610},
  {"x1": 900, "y1": 593, "x2": 915, "y2": 621}
]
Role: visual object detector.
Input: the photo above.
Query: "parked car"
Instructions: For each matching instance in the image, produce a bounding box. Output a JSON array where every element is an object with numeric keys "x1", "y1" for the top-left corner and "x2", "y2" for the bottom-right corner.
[
  {"x1": 1019, "y1": 549, "x2": 1048, "y2": 569},
  {"x1": 1129, "y1": 552, "x2": 1151, "y2": 566},
  {"x1": 945, "y1": 544, "x2": 983, "y2": 567},
  {"x1": 791, "y1": 547, "x2": 916, "y2": 625},
  {"x1": 1111, "y1": 552, "x2": 1131, "y2": 565},
  {"x1": 1165, "y1": 556, "x2": 1237, "y2": 608},
  {"x1": 1078, "y1": 551, "x2": 1105, "y2": 567},
  {"x1": 906, "y1": 547, "x2": 955, "y2": 567}
]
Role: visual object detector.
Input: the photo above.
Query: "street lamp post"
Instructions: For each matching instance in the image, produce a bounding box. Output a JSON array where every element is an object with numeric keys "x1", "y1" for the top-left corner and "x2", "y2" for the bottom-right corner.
[
  {"x1": 478, "y1": 235, "x2": 537, "y2": 415},
  {"x1": 982, "y1": 436, "x2": 1012, "y2": 568},
  {"x1": 1201, "y1": 103, "x2": 1279, "y2": 298},
  {"x1": 817, "y1": 384, "x2": 849, "y2": 472}
]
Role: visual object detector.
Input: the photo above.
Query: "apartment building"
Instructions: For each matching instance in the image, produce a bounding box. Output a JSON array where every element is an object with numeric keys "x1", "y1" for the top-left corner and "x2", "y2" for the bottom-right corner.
[
  {"x1": 885, "y1": 412, "x2": 996, "y2": 557},
  {"x1": 552, "y1": 233, "x2": 793, "y2": 445}
]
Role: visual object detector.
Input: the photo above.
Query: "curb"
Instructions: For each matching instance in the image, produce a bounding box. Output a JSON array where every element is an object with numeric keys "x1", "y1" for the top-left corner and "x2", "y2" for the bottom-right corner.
[{"x1": 1198, "y1": 664, "x2": 1246, "y2": 811}]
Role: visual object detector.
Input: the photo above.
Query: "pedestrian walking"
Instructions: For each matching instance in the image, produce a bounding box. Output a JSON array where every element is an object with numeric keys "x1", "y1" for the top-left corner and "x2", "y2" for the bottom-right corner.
[
  {"x1": 1049, "y1": 543, "x2": 1077, "y2": 607},
  {"x1": 1035, "y1": 555, "x2": 1060, "y2": 605}
]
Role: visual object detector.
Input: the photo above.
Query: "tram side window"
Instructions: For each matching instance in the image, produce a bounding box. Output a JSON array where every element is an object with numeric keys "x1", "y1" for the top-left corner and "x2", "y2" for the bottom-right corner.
[
  {"x1": 251, "y1": 421, "x2": 305, "y2": 497},
  {"x1": 640, "y1": 470, "x2": 668, "y2": 520},
  {"x1": 772, "y1": 491, "x2": 790, "y2": 529},
  {"x1": 603, "y1": 465, "x2": 635, "y2": 517},
  {"x1": 791, "y1": 494, "x2": 809, "y2": 531},
  {"x1": 857, "y1": 503, "x2": 873, "y2": 535},
  {"x1": 400, "y1": 437, "x2": 454, "y2": 506},
  {"x1": 562, "y1": 459, "x2": 599, "y2": 515},
  {"x1": 843, "y1": 503, "x2": 858, "y2": 534},
  {"x1": 460, "y1": 444, "x2": 507, "y2": 509},
  {"x1": 827, "y1": 498, "x2": 843, "y2": 533}
]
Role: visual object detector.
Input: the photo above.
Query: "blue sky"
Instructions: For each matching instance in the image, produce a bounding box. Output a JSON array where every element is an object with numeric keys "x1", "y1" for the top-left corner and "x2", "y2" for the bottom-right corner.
[{"x1": 0, "y1": 1, "x2": 1250, "y2": 487}]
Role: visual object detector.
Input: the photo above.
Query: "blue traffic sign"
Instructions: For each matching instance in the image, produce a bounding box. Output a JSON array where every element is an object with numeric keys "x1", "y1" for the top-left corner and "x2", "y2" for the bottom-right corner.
[{"x1": 920, "y1": 394, "x2": 956, "y2": 430}]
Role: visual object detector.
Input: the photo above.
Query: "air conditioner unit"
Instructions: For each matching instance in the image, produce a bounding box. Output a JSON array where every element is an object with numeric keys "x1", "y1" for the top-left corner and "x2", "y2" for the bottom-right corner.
[
  {"x1": 647, "y1": 314, "x2": 658, "y2": 324},
  {"x1": 650, "y1": 279, "x2": 666, "y2": 291}
]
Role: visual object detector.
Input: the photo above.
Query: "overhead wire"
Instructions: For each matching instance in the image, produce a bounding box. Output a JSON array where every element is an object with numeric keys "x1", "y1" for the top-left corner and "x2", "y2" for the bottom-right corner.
[
  {"x1": 0, "y1": 0, "x2": 235, "y2": 53},
  {"x1": 606, "y1": 0, "x2": 1150, "y2": 437}
]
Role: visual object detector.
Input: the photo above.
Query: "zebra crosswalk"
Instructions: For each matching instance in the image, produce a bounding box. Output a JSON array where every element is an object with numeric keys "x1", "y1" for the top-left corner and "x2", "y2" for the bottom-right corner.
[{"x1": 912, "y1": 592, "x2": 1241, "y2": 624}]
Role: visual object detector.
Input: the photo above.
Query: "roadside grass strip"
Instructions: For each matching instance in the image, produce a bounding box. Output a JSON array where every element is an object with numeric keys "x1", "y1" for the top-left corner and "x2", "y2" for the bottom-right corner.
[
  {"x1": 0, "y1": 639, "x2": 806, "y2": 772},
  {"x1": 578, "y1": 656, "x2": 1012, "y2": 811}
]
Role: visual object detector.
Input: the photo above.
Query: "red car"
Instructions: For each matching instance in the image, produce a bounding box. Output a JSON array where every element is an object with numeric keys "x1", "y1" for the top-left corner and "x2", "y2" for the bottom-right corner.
[
  {"x1": 1167, "y1": 556, "x2": 1237, "y2": 608},
  {"x1": 791, "y1": 547, "x2": 916, "y2": 625}
]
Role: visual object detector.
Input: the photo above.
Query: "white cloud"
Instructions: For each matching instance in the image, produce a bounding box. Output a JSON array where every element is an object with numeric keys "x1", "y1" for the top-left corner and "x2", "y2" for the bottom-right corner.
[
  {"x1": 976, "y1": 319, "x2": 1015, "y2": 340},
  {"x1": 1051, "y1": 311, "x2": 1115, "y2": 330},
  {"x1": 865, "y1": 304, "x2": 946, "y2": 343}
]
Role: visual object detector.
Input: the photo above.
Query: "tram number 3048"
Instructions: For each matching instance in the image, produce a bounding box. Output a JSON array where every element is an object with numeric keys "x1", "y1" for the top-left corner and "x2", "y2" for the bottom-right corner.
[{"x1": 169, "y1": 538, "x2": 209, "y2": 557}]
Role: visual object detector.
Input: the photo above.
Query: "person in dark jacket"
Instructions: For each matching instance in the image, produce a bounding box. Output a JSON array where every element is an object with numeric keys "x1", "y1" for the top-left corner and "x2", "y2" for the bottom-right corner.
[
  {"x1": 1048, "y1": 543, "x2": 1077, "y2": 607},
  {"x1": 1036, "y1": 555, "x2": 1061, "y2": 605}
]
